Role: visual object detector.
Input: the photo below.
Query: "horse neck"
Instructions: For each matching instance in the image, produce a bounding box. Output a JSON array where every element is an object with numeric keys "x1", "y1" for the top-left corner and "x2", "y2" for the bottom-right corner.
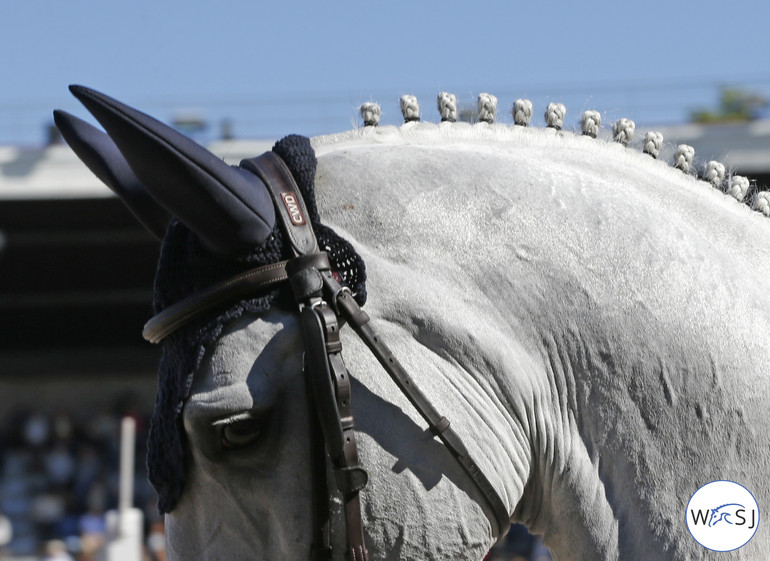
[
  {"x1": 313, "y1": 126, "x2": 770, "y2": 368},
  {"x1": 313, "y1": 128, "x2": 770, "y2": 555},
  {"x1": 314, "y1": 125, "x2": 770, "y2": 384}
]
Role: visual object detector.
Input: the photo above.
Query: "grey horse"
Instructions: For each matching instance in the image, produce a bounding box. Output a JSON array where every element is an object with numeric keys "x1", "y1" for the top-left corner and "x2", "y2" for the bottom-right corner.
[{"x1": 55, "y1": 86, "x2": 770, "y2": 560}]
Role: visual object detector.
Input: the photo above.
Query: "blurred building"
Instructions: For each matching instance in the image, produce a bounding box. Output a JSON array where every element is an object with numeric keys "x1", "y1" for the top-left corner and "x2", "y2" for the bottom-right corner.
[
  {"x1": 653, "y1": 120, "x2": 770, "y2": 189},
  {"x1": 0, "y1": 136, "x2": 272, "y2": 557}
]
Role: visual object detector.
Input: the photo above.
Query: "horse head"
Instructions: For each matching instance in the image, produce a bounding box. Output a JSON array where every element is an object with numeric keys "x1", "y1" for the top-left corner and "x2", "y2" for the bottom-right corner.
[{"x1": 55, "y1": 87, "x2": 770, "y2": 561}]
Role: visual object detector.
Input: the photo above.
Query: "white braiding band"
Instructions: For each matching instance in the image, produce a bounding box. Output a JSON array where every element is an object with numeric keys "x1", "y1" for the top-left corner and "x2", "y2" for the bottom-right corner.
[
  {"x1": 705, "y1": 161, "x2": 726, "y2": 189},
  {"x1": 674, "y1": 144, "x2": 695, "y2": 173},
  {"x1": 478, "y1": 93, "x2": 498, "y2": 123},
  {"x1": 754, "y1": 191, "x2": 770, "y2": 217},
  {"x1": 643, "y1": 131, "x2": 664, "y2": 159},
  {"x1": 437, "y1": 92, "x2": 457, "y2": 122},
  {"x1": 512, "y1": 99, "x2": 533, "y2": 126},
  {"x1": 360, "y1": 102, "x2": 381, "y2": 127},
  {"x1": 400, "y1": 95, "x2": 420, "y2": 123},
  {"x1": 545, "y1": 103, "x2": 566, "y2": 130},
  {"x1": 727, "y1": 176, "x2": 750, "y2": 201},
  {"x1": 581, "y1": 110, "x2": 601, "y2": 138},
  {"x1": 612, "y1": 118, "x2": 635, "y2": 146}
]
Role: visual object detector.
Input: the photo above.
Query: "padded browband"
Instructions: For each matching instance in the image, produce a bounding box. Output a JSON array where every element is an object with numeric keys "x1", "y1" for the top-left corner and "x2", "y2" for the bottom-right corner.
[{"x1": 142, "y1": 253, "x2": 331, "y2": 343}]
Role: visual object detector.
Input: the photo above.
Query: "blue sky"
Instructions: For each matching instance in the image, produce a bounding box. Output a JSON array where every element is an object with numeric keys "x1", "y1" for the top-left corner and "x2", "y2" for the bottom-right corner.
[{"x1": 3, "y1": 0, "x2": 770, "y2": 145}]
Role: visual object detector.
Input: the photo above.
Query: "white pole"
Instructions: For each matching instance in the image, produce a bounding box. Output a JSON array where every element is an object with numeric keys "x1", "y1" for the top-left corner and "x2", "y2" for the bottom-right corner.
[
  {"x1": 119, "y1": 417, "x2": 135, "y2": 516},
  {"x1": 98, "y1": 416, "x2": 144, "y2": 561}
]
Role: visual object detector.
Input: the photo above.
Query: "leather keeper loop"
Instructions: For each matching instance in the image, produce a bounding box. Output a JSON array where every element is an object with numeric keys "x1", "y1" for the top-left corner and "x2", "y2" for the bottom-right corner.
[
  {"x1": 289, "y1": 267, "x2": 324, "y2": 303},
  {"x1": 430, "y1": 416, "x2": 451, "y2": 436},
  {"x1": 287, "y1": 253, "x2": 332, "y2": 304},
  {"x1": 334, "y1": 466, "x2": 369, "y2": 494},
  {"x1": 334, "y1": 289, "x2": 371, "y2": 329}
]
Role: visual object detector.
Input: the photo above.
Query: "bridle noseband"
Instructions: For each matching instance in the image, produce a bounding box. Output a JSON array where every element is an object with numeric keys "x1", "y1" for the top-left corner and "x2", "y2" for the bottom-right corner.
[{"x1": 143, "y1": 152, "x2": 510, "y2": 560}]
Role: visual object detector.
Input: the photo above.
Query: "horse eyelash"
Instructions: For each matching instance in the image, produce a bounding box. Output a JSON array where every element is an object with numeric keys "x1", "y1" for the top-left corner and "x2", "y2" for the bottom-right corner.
[{"x1": 212, "y1": 412, "x2": 259, "y2": 427}]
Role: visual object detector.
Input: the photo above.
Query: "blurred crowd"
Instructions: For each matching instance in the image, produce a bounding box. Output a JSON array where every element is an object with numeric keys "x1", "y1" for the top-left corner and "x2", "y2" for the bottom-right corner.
[
  {"x1": 0, "y1": 395, "x2": 550, "y2": 561},
  {"x1": 485, "y1": 524, "x2": 552, "y2": 561},
  {"x1": 0, "y1": 395, "x2": 164, "y2": 561}
]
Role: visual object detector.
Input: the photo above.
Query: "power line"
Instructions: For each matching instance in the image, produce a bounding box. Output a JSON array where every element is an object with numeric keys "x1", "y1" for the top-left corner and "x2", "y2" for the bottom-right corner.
[{"x1": 2, "y1": 76, "x2": 769, "y2": 145}]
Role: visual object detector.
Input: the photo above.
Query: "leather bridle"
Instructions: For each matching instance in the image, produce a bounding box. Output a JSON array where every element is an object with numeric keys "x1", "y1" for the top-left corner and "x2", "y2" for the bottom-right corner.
[{"x1": 143, "y1": 152, "x2": 510, "y2": 560}]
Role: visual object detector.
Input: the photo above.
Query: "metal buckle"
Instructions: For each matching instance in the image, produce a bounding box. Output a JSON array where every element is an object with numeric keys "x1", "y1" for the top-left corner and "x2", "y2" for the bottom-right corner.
[
  {"x1": 310, "y1": 299, "x2": 327, "y2": 311},
  {"x1": 328, "y1": 282, "x2": 352, "y2": 316}
]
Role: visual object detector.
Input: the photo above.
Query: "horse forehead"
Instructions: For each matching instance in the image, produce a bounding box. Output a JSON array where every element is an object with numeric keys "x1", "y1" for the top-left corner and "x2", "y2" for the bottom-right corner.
[{"x1": 191, "y1": 311, "x2": 301, "y2": 394}]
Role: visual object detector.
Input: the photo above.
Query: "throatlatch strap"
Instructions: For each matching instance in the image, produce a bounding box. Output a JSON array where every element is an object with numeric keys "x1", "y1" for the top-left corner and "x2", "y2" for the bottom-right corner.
[{"x1": 328, "y1": 278, "x2": 511, "y2": 542}]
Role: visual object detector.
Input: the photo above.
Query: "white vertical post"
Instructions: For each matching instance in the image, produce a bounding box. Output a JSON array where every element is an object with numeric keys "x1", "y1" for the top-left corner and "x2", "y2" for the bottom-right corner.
[
  {"x1": 98, "y1": 416, "x2": 144, "y2": 561},
  {"x1": 119, "y1": 417, "x2": 135, "y2": 515}
]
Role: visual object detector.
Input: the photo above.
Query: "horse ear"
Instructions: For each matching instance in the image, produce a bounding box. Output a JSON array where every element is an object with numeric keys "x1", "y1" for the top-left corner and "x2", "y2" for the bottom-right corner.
[
  {"x1": 53, "y1": 110, "x2": 170, "y2": 240},
  {"x1": 66, "y1": 85, "x2": 276, "y2": 255}
]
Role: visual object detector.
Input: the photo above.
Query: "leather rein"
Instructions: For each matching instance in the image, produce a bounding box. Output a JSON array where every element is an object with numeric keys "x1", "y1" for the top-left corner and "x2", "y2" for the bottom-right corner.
[{"x1": 143, "y1": 152, "x2": 510, "y2": 560}]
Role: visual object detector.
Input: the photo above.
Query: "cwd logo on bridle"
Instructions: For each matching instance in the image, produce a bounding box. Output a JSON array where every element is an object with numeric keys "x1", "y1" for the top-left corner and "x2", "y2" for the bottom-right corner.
[
  {"x1": 686, "y1": 480, "x2": 759, "y2": 552},
  {"x1": 281, "y1": 192, "x2": 306, "y2": 225}
]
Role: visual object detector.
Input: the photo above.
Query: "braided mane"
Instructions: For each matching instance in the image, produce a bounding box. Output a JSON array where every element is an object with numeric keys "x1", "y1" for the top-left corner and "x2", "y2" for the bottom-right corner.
[{"x1": 313, "y1": 93, "x2": 770, "y2": 222}]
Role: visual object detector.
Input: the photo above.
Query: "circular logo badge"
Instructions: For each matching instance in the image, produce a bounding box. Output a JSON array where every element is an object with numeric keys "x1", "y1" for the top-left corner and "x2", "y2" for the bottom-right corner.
[{"x1": 686, "y1": 481, "x2": 760, "y2": 552}]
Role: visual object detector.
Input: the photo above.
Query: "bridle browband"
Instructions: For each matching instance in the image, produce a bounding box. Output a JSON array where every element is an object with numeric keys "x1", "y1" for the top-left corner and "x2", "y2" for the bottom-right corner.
[{"x1": 143, "y1": 152, "x2": 510, "y2": 560}]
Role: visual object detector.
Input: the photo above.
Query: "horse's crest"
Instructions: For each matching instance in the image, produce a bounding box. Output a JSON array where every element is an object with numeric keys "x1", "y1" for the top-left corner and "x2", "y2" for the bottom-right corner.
[{"x1": 352, "y1": 93, "x2": 770, "y2": 218}]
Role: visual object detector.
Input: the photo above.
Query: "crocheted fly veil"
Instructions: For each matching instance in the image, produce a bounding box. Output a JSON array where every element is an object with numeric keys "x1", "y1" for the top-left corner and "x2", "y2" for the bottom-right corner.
[{"x1": 54, "y1": 87, "x2": 366, "y2": 513}]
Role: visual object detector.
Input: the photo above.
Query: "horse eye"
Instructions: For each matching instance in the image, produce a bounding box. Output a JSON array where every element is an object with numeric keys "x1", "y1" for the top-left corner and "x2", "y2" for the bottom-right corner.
[{"x1": 220, "y1": 417, "x2": 263, "y2": 450}]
